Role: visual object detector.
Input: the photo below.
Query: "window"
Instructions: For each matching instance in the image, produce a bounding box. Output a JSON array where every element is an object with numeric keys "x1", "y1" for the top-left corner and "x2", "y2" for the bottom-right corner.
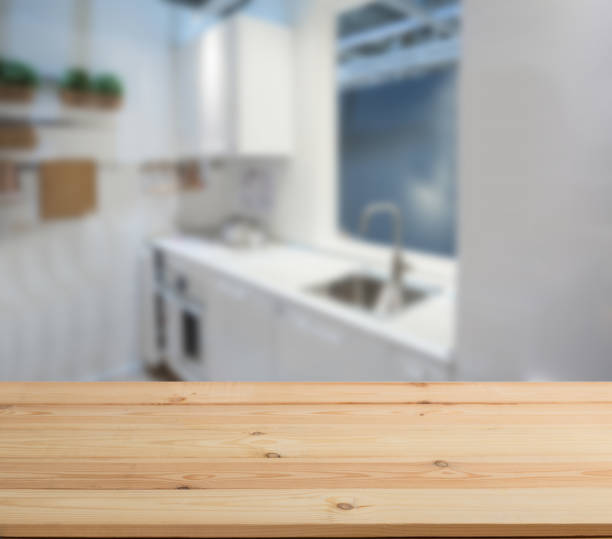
[{"x1": 337, "y1": 0, "x2": 460, "y2": 258}]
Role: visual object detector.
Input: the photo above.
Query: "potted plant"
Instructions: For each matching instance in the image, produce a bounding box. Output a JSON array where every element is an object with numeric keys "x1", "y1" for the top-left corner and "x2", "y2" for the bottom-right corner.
[
  {"x1": 0, "y1": 58, "x2": 38, "y2": 102},
  {"x1": 92, "y1": 73, "x2": 123, "y2": 110},
  {"x1": 60, "y1": 67, "x2": 92, "y2": 106}
]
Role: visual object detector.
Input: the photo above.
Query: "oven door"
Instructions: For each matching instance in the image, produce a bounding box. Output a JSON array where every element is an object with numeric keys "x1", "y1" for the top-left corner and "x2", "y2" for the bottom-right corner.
[{"x1": 166, "y1": 290, "x2": 206, "y2": 381}]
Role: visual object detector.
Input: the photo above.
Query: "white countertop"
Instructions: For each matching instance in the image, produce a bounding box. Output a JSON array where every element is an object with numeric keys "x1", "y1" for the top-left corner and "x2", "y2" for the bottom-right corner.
[{"x1": 154, "y1": 236, "x2": 455, "y2": 364}]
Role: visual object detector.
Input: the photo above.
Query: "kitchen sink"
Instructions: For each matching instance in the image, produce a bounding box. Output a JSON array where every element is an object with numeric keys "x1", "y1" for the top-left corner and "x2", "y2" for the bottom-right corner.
[{"x1": 308, "y1": 273, "x2": 429, "y2": 314}]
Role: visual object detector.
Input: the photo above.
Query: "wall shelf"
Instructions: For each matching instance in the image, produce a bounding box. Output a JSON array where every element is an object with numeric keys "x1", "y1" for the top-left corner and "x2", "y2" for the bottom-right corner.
[
  {"x1": 0, "y1": 87, "x2": 118, "y2": 129},
  {"x1": 0, "y1": 87, "x2": 118, "y2": 162}
]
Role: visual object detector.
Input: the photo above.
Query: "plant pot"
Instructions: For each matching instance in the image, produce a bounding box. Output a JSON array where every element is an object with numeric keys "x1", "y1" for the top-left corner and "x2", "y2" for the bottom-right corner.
[
  {"x1": 60, "y1": 89, "x2": 93, "y2": 107},
  {"x1": 0, "y1": 84, "x2": 35, "y2": 103},
  {"x1": 95, "y1": 94, "x2": 122, "y2": 110}
]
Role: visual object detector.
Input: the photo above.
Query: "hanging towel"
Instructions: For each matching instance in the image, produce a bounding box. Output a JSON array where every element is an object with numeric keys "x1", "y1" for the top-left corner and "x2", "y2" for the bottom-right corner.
[{"x1": 39, "y1": 159, "x2": 97, "y2": 220}]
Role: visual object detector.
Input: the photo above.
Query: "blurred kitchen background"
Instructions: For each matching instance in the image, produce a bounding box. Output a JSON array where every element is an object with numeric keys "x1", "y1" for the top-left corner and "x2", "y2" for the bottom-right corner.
[{"x1": 0, "y1": 0, "x2": 610, "y2": 382}]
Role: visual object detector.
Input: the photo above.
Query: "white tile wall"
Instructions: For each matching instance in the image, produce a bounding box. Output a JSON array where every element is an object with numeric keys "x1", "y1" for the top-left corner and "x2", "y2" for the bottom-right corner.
[{"x1": 0, "y1": 166, "x2": 179, "y2": 381}]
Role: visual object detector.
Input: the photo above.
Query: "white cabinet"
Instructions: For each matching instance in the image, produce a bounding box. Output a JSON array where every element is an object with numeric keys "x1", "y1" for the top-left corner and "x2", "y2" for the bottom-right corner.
[
  {"x1": 388, "y1": 345, "x2": 450, "y2": 381},
  {"x1": 206, "y1": 274, "x2": 276, "y2": 380},
  {"x1": 163, "y1": 254, "x2": 211, "y2": 381},
  {"x1": 144, "y1": 247, "x2": 450, "y2": 382},
  {"x1": 174, "y1": 15, "x2": 293, "y2": 158},
  {"x1": 231, "y1": 16, "x2": 293, "y2": 156},
  {"x1": 175, "y1": 21, "x2": 230, "y2": 157},
  {"x1": 274, "y1": 302, "x2": 452, "y2": 382},
  {"x1": 275, "y1": 303, "x2": 390, "y2": 381}
]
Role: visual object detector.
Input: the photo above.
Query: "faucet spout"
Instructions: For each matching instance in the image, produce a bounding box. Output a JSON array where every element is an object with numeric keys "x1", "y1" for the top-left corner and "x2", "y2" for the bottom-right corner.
[
  {"x1": 358, "y1": 202, "x2": 410, "y2": 315},
  {"x1": 359, "y1": 202, "x2": 403, "y2": 251}
]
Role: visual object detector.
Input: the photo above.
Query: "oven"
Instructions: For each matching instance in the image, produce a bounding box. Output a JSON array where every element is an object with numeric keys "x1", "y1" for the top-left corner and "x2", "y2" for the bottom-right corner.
[{"x1": 165, "y1": 268, "x2": 207, "y2": 380}]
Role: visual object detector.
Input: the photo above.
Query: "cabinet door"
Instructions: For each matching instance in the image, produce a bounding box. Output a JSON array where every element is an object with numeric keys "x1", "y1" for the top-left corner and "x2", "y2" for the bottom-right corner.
[
  {"x1": 275, "y1": 304, "x2": 387, "y2": 381},
  {"x1": 388, "y1": 345, "x2": 451, "y2": 381},
  {"x1": 175, "y1": 23, "x2": 230, "y2": 157},
  {"x1": 164, "y1": 254, "x2": 211, "y2": 381},
  {"x1": 233, "y1": 16, "x2": 293, "y2": 155},
  {"x1": 175, "y1": 37, "x2": 202, "y2": 157},
  {"x1": 166, "y1": 290, "x2": 207, "y2": 381},
  {"x1": 174, "y1": 15, "x2": 292, "y2": 158},
  {"x1": 199, "y1": 22, "x2": 231, "y2": 155},
  {"x1": 206, "y1": 275, "x2": 275, "y2": 381}
]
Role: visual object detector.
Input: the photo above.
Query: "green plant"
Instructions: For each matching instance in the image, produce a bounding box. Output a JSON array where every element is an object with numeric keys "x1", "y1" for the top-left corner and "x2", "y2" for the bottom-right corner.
[
  {"x1": 0, "y1": 59, "x2": 38, "y2": 87},
  {"x1": 61, "y1": 67, "x2": 91, "y2": 92},
  {"x1": 92, "y1": 73, "x2": 123, "y2": 97}
]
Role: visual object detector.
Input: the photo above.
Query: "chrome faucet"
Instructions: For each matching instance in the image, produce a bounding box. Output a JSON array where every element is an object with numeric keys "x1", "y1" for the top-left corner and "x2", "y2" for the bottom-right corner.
[{"x1": 359, "y1": 202, "x2": 410, "y2": 314}]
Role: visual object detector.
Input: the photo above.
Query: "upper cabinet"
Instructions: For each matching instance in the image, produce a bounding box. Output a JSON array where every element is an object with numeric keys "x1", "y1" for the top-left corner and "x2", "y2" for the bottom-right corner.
[{"x1": 175, "y1": 15, "x2": 293, "y2": 158}]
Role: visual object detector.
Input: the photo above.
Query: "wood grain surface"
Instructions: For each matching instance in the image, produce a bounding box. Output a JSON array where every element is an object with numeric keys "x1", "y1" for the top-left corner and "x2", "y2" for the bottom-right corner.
[{"x1": 1, "y1": 382, "x2": 612, "y2": 537}]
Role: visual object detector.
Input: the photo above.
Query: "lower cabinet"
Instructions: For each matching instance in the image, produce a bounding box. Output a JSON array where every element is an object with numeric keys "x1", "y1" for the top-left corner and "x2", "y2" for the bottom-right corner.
[
  {"x1": 275, "y1": 303, "x2": 391, "y2": 381},
  {"x1": 274, "y1": 303, "x2": 450, "y2": 381},
  {"x1": 164, "y1": 256, "x2": 211, "y2": 381},
  {"x1": 388, "y1": 345, "x2": 450, "y2": 381},
  {"x1": 148, "y1": 249, "x2": 449, "y2": 382},
  {"x1": 206, "y1": 274, "x2": 276, "y2": 381}
]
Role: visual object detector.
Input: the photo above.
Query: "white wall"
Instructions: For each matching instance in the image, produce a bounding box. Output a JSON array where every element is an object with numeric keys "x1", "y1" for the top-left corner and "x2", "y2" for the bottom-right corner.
[
  {"x1": 1, "y1": 0, "x2": 177, "y2": 163},
  {"x1": 89, "y1": 0, "x2": 177, "y2": 162},
  {"x1": 457, "y1": 0, "x2": 612, "y2": 380},
  {"x1": 0, "y1": 0, "x2": 182, "y2": 380},
  {"x1": 0, "y1": 0, "x2": 73, "y2": 74},
  {"x1": 269, "y1": 0, "x2": 364, "y2": 245},
  {"x1": 0, "y1": 166, "x2": 181, "y2": 381}
]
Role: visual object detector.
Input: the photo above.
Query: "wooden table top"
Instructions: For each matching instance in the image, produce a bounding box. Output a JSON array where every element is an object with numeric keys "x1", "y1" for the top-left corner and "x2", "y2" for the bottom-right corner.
[{"x1": 2, "y1": 382, "x2": 612, "y2": 538}]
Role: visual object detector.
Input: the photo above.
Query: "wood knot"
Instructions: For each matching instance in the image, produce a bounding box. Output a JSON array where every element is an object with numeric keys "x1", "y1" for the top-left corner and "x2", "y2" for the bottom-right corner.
[
  {"x1": 265, "y1": 452, "x2": 281, "y2": 458},
  {"x1": 169, "y1": 396, "x2": 186, "y2": 403},
  {"x1": 434, "y1": 460, "x2": 449, "y2": 468},
  {"x1": 250, "y1": 431, "x2": 265, "y2": 436},
  {"x1": 336, "y1": 503, "x2": 354, "y2": 511},
  {"x1": 176, "y1": 485, "x2": 190, "y2": 490}
]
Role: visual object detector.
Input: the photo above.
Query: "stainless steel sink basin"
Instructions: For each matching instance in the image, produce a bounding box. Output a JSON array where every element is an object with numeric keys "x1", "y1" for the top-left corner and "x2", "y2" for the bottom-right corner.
[{"x1": 308, "y1": 273, "x2": 429, "y2": 314}]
